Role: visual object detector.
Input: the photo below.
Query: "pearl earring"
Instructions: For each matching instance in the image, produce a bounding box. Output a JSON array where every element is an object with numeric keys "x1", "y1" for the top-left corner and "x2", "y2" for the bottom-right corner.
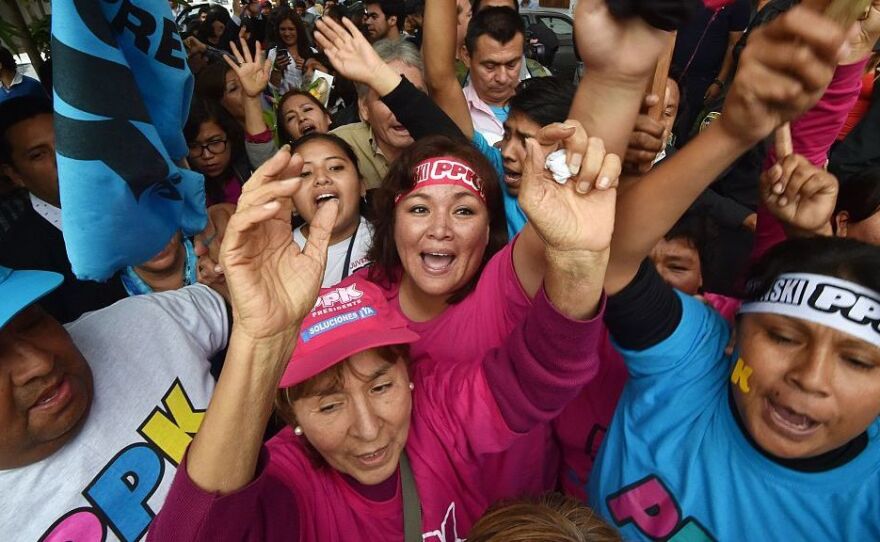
[
  {"x1": 294, "y1": 426, "x2": 303, "y2": 436},
  {"x1": 408, "y1": 382, "x2": 415, "y2": 391}
]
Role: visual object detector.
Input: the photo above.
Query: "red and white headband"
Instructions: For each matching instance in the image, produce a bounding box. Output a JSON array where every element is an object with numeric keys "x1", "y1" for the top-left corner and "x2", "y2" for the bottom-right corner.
[{"x1": 394, "y1": 156, "x2": 486, "y2": 205}]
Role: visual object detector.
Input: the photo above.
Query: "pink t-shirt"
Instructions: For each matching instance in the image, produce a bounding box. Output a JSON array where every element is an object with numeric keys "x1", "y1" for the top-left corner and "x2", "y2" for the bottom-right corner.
[
  {"x1": 362, "y1": 239, "x2": 627, "y2": 501},
  {"x1": 554, "y1": 332, "x2": 628, "y2": 501},
  {"x1": 359, "y1": 240, "x2": 558, "y2": 500},
  {"x1": 751, "y1": 59, "x2": 869, "y2": 262},
  {"x1": 148, "y1": 288, "x2": 607, "y2": 541}
]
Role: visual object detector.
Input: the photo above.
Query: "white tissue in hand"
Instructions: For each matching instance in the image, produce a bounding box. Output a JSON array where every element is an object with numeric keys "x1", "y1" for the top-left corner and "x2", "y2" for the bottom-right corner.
[{"x1": 545, "y1": 150, "x2": 570, "y2": 184}]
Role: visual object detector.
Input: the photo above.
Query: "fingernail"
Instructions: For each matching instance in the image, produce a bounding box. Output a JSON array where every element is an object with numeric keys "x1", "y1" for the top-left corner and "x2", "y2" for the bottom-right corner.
[
  {"x1": 264, "y1": 201, "x2": 280, "y2": 209},
  {"x1": 577, "y1": 181, "x2": 590, "y2": 194},
  {"x1": 773, "y1": 182, "x2": 784, "y2": 194},
  {"x1": 778, "y1": 196, "x2": 788, "y2": 206},
  {"x1": 214, "y1": 265, "x2": 223, "y2": 274},
  {"x1": 597, "y1": 176, "x2": 611, "y2": 189},
  {"x1": 569, "y1": 155, "x2": 582, "y2": 176},
  {"x1": 281, "y1": 178, "x2": 297, "y2": 186}
]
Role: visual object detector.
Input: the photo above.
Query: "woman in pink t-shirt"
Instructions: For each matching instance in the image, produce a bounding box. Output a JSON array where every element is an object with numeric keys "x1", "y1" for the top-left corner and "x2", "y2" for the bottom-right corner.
[{"x1": 149, "y1": 142, "x2": 618, "y2": 540}]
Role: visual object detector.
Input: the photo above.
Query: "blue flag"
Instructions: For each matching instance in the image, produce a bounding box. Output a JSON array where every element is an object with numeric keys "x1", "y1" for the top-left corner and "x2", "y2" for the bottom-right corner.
[{"x1": 52, "y1": 0, "x2": 206, "y2": 281}]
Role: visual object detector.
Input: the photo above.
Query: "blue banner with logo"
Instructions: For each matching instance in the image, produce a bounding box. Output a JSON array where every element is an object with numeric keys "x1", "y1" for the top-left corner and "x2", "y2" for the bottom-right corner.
[{"x1": 52, "y1": 0, "x2": 206, "y2": 280}]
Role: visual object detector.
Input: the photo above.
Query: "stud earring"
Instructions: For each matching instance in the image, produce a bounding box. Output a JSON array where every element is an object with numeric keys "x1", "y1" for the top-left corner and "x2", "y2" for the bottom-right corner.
[
  {"x1": 408, "y1": 382, "x2": 415, "y2": 391},
  {"x1": 294, "y1": 426, "x2": 304, "y2": 436}
]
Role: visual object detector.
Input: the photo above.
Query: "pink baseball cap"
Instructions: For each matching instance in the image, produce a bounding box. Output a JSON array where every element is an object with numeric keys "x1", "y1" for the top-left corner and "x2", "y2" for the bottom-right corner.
[{"x1": 279, "y1": 277, "x2": 420, "y2": 389}]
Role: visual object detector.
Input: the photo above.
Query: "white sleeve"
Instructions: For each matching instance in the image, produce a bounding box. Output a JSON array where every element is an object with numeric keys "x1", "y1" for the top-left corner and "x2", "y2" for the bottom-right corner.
[{"x1": 138, "y1": 285, "x2": 229, "y2": 357}]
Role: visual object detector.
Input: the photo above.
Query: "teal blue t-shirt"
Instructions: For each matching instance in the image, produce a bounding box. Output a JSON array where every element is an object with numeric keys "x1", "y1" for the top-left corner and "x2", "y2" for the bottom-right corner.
[
  {"x1": 489, "y1": 104, "x2": 510, "y2": 124},
  {"x1": 471, "y1": 131, "x2": 526, "y2": 239},
  {"x1": 588, "y1": 292, "x2": 880, "y2": 540}
]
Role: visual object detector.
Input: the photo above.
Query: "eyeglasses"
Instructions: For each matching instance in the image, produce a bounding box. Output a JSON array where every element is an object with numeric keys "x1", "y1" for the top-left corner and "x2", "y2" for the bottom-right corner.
[{"x1": 188, "y1": 138, "x2": 228, "y2": 158}]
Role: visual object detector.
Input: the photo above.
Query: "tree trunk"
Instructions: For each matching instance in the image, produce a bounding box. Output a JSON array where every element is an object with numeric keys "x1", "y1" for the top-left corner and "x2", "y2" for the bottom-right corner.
[{"x1": 2, "y1": 0, "x2": 43, "y2": 71}]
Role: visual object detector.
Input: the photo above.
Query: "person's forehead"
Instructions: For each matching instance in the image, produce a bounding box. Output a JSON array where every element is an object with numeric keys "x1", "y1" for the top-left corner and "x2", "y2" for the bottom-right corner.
[
  {"x1": 8, "y1": 114, "x2": 54, "y2": 153},
  {"x1": 366, "y1": 3, "x2": 384, "y2": 14},
  {"x1": 473, "y1": 34, "x2": 524, "y2": 60},
  {"x1": 300, "y1": 139, "x2": 347, "y2": 162},
  {"x1": 504, "y1": 111, "x2": 541, "y2": 135},
  {"x1": 655, "y1": 237, "x2": 698, "y2": 260},
  {"x1": 284, "y1": 94, "x2": 316, "y2": 111},
  {"x1": 196, "y1": 121, "x2": 226, "y2": 139},
  {"x1": 480, "y1": 0, "x2": 516, "y2": 9}
]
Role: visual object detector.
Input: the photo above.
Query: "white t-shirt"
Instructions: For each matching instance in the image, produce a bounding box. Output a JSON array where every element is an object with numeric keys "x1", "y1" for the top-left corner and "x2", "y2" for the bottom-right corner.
[
  {"x1": 268, "y1": 47, "x2": 305, "y2": 95},
  {"x1": 0, "y1": 285, "x2": 227, "y2": 541},
  {"x1": 294, "y1": 216, "x2": 373, "y2": 288}
]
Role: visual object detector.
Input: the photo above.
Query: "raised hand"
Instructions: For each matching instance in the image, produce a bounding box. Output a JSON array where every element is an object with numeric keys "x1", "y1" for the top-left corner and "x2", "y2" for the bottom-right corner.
[
  {"x1": 718, "y1": 5, "x2": 848, "y2": 145},
  {"x1": 314, "y1": 17, "x2": 392, "y2": 88},
  {"x1": 760, "y1": 153, "x2": 838, "y2": 235},
  {"x1": 220, "y1": 147, "x2": 340, "y2": 340},
  {"x1": 623, "y1": 94, "x2": 665, "y2": 174},
  {"x1": 533, "y1": 119, "x2": 623, "y2": 194},
  {"x1": 573, "y1": 0, "x2": 671, "y2": 82},
  {"x1": 518, "y1": 137, "x2": 621, "y2": 254},
  {"x1": 225, "y1": 38, "x2": 272, "y2": 98},
  {"x1": 842, "y1": 0, "x2": 880, "y2": 64}
]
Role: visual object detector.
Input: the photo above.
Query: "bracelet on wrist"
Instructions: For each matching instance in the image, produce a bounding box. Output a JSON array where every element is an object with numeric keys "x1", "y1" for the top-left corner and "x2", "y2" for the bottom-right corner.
[{"x1": 711, "y1": 78, "x2": 725, "y2": 89}]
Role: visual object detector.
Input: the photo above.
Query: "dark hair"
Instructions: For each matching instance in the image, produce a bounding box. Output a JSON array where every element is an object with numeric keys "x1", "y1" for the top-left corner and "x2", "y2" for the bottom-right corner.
[
  {"x1": 239, "y1": 16, "x2": 262, "y2": 50},
  {"x1": 0, "y1": 46, "x2": 15, "y2": 72},
  {"x1": 835, "y1": 166, "x2": 880, "y2": 225},
  {"x1": 469, "y1": 493, "x2": 621, "y2": 542},
  {"x1": 274, "y1": 7, "x2": 312, "y2": 61},
  {"x1": 744, "y1": 237, "x2": 880, "y2": 302},
  {"x1": 184, "y1": 99, "x2": 246, "y2": 201},
  {"x1": 294, "y1": 0, "x2": 306, "y2": 8},
  {"x1": 365, "y1": 0, "x2": 406, "y2": 31},
  {"x1": 195, "y1": 9, "x2": 229, "y2": 44},
  {"x1": 323, "y1": 4, "x2": 346, "y2": 21},
  {"x1": 290, "y1": 132, "x2": 361, "y2": 174},
  {"x1": 465, "y1": 6, "x2": 525, "y2": 55},
  {"x1": 367, "y1": 135, "x2": 509, "y2": 303},
  {"x1": 508, "y1": 76, "x2": 575, "y2": 127},
  {"x1": 194, "y1": 60, "x2": 233, "y2": 105},
  {"x1": 471, "y1": 0, "x2": 519, "y2": 13},
  {"x1": 276, "y1": 89, "x2": 332, "y2": 145},
  {"x1": 0, "y1": 96, "x2": 52, "y2": 165},
  {"x1": 664, "y1": 212, "x2": 719, "y2": 273}
]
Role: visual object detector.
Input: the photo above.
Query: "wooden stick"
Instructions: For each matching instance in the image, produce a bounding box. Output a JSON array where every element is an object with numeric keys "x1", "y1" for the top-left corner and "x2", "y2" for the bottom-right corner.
[
  {"x1": 773, "y1": 0, "x2": 872, "y2": 158},
  {"x1": 647, "y1": 32, "x2": 677, "y2": 121}
]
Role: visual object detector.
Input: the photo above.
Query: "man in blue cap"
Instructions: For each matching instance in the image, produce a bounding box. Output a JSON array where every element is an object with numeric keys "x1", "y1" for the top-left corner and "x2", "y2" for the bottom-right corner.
[{"x1": 0, "y1": 265, "x2": 226, "y2": 541}]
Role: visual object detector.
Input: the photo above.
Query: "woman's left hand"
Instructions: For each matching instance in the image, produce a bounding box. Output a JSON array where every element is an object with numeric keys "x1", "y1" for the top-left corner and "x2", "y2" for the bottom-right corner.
[{"x1": 518, "y1": 136, "x2": 621, "y2": 255}]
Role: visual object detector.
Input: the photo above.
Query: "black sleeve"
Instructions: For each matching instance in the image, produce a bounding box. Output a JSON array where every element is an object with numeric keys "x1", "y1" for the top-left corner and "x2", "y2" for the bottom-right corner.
[
  {"x1": 605, "y1": 259, "x2": 683, "y2": 351},
  {"x1": 690, "y1": 188, "x2": 753, "y2": 229},
  {"x1": 380, "y1": 76, "x2": 467, "y2": 143}
]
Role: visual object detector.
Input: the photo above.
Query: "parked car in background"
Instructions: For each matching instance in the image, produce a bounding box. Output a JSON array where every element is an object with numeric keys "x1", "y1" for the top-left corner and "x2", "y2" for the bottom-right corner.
[{"x1": 520, "y1": 8, "x2": 582, "y2": 84}]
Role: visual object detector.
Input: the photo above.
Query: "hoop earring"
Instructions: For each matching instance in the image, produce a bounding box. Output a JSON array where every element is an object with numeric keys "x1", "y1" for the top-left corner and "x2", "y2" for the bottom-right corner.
[{"x1": 294, "y1": 426, "x2": 304, "y2": 436}]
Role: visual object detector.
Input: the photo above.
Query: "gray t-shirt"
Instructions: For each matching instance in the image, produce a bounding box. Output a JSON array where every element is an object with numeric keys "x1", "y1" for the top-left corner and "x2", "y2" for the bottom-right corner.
[{"x1": 0, "y1": 284, "x2": 227, "y2": 541}]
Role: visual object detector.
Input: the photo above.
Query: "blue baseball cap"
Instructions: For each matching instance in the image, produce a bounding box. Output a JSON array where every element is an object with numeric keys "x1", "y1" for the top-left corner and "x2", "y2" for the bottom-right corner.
[{"x1": 0, "y1": 265, "x2": 63, "y2": 329}]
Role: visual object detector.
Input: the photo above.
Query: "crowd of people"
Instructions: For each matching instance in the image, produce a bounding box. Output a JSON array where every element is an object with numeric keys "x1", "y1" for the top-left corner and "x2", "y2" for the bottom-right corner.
[{"x1": 1, "y1": 0, "x2": 880, "y2": 540}]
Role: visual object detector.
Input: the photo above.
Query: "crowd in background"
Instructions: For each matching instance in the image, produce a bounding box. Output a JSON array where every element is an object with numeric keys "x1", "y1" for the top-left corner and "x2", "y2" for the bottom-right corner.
[{"x1": 1, "y1": 0, "x2": 880, "y2": 540}]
